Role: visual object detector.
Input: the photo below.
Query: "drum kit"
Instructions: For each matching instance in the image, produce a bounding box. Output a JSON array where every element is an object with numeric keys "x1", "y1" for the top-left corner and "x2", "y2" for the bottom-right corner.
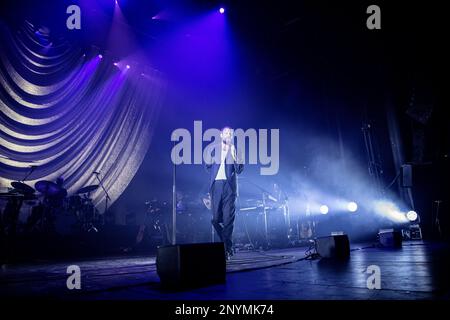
[{"x1": 0, "y1": 180, "x2": 103, "y2": 236}]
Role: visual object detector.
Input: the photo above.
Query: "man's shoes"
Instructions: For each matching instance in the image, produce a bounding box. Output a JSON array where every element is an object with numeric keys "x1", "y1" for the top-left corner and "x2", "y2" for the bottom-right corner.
[
  {"x1": 225, "y1": 251, "x2": 232, "y2": 261},
  {"x1": 225, "y1": 248, "x2": 234, "y2": 261}
]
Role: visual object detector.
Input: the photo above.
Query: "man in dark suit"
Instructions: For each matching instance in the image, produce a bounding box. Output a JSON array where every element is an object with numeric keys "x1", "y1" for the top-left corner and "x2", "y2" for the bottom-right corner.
[{"x1": 205, "y1": 127, "x2": 244, "y2": 260}]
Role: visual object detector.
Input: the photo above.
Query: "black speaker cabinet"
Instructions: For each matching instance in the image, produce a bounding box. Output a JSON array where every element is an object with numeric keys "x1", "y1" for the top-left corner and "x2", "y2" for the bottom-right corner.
[
  {"x1": 379, "y1": 230, "x2": 402, "y2": 247},
  {"x1": 156, "y1": 242, "x2": 226, "y2": 287},
  {"x1": 315, "y1": 234, "x2": 350, "y2": 259}
]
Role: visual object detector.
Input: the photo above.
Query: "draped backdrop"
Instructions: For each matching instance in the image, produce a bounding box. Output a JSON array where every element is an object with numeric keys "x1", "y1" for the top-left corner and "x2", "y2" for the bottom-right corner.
[{"x1": 0, "y1": 20, "x2": 167, "y2": 210}]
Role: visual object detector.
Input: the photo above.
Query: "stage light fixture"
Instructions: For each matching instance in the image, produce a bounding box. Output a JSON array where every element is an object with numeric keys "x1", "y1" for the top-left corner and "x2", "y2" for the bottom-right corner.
[
  {"x1": 219, "y1": 7, "x2": 225, "y2": 14},
  {"x1": 126, "y1": 64, "x2": 130, "y2": 69},
  {"x1": 347, "y1": 201, "x2": 358, "y2": 212},
  {"x1": 113, "y1": 62, "x2": 118, "y2": 66},
  {"x1": 320, "y1": 205, "x2": 329, "y2": 215},
  {"x1": 98, "y1": 54, "x2": 103, "y2": 59},
  {"x1": 406, "y1": 210, "x2": 418, "y2": 222}
]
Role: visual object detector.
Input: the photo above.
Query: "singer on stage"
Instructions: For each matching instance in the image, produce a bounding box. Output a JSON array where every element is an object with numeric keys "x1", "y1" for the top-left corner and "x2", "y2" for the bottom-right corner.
[{"x1": 205, "y1": 127, "x2": 244, "y2": 260}]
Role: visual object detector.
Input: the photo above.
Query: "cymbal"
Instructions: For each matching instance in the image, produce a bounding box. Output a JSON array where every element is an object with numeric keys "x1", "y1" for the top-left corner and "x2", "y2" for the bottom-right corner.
[
  {"x1": 11, "y1": 181, "x2": 35, "y2": 194},
  {"x1": 35, "y1": 180, "x2": 61, "y2": 196},
  {"x1": 76, "y1": 185, "x2": 99, "y2": 194}
]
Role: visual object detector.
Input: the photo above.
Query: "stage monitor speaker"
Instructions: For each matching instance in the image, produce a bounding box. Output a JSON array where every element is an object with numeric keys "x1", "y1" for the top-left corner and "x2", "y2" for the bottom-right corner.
[
  {"x1": 379, "y1": 230, "x2": 402, "y2": 247},
  {"x1": 315, "y1": 234, "x2": 350, "y2": 259},
  {"x1": 156, "y1": 242, "x2": 226, "y2": 288}
]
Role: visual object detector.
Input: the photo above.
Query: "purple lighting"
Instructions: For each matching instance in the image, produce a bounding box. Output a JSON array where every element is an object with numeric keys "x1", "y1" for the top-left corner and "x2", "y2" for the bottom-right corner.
[
  {"x1": 113, "y1": 62, "x2": 118, "y2": 66},
  {"x1": 98, "y1": 54, "x2": 103, "y2": 59},
  {"x1": 126, "y1": 65, "x2": 130, "y2": 69},
  {"x1": 219, "y1": 7, "x2": 225, "y2": 14}
]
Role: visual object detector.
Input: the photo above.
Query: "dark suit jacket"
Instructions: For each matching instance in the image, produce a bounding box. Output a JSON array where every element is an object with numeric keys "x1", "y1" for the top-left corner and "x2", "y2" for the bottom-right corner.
[{"x1": 205, "y1": 143, "x2": 244, "y2": 195}]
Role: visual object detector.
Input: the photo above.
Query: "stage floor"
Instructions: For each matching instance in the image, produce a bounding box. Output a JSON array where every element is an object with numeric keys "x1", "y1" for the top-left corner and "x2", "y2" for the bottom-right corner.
[{"x1": 1, "y1": 241, "x2": 449, "y2": 300}]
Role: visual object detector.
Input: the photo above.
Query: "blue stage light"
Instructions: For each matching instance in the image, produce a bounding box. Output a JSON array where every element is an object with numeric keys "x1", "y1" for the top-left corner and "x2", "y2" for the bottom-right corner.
[
  {"x1": 406, "y1": 210, "x2": 418, "y2": 222},
  {"x1": 320, "y1": 205, "x2": 329, "y2": 215},
  {"x1": 347, "y1": 201, "x2": 358, "y2": 212}
]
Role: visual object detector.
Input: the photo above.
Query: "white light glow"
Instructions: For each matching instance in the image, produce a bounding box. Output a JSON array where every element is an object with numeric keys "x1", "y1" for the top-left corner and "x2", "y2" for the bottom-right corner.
[
  {"x1": 406, "y1": 210, "x2": 418, "y2": 222},
  {"x1": 347, "y1": 201, "x2": 358, "y2": 212},
  {"x1": 320, "y1": 205, "x2": 329, "y2": 214},
  {"x1": 373, "y1": 200, "x2": 408, "y2": 223}
]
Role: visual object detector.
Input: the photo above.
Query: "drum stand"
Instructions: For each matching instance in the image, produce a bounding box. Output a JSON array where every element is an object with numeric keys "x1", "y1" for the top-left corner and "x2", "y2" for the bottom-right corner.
[
  {"x1": 283, "y1": 201, "x2": 295, "y2": 244},
  {"x1": 79, "y1": 193, "x2": 97, "y2": 233},
  {"x1": 94, "y1": 172, "x2": 110, "y2": 224}
]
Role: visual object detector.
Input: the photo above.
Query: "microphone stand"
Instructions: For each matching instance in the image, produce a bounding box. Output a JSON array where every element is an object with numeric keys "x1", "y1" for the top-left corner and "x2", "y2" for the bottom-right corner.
[
  {"x1": 21, "y1": 166, "x2": 36, "y2": 182},
  {"x1": 172, "y1": 139, "x2": 177, "y2": 245}
]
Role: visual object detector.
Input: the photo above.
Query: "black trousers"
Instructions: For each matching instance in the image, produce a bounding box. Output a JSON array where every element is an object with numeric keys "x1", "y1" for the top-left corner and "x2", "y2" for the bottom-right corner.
[{"x1": 210, "y1": 180, "x2": 236, "y2": 253}]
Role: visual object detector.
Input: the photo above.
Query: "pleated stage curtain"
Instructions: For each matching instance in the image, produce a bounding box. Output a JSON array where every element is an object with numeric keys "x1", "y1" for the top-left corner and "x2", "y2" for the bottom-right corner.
[{"x1": 0, "y1": 20, "x2": 167, "y2": 210}]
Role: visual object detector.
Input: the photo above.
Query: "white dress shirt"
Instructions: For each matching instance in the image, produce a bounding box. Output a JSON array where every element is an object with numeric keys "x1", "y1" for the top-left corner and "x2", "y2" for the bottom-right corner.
[{"x1": 215, "y1": 147, "x2": 228, "y2": 180}]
